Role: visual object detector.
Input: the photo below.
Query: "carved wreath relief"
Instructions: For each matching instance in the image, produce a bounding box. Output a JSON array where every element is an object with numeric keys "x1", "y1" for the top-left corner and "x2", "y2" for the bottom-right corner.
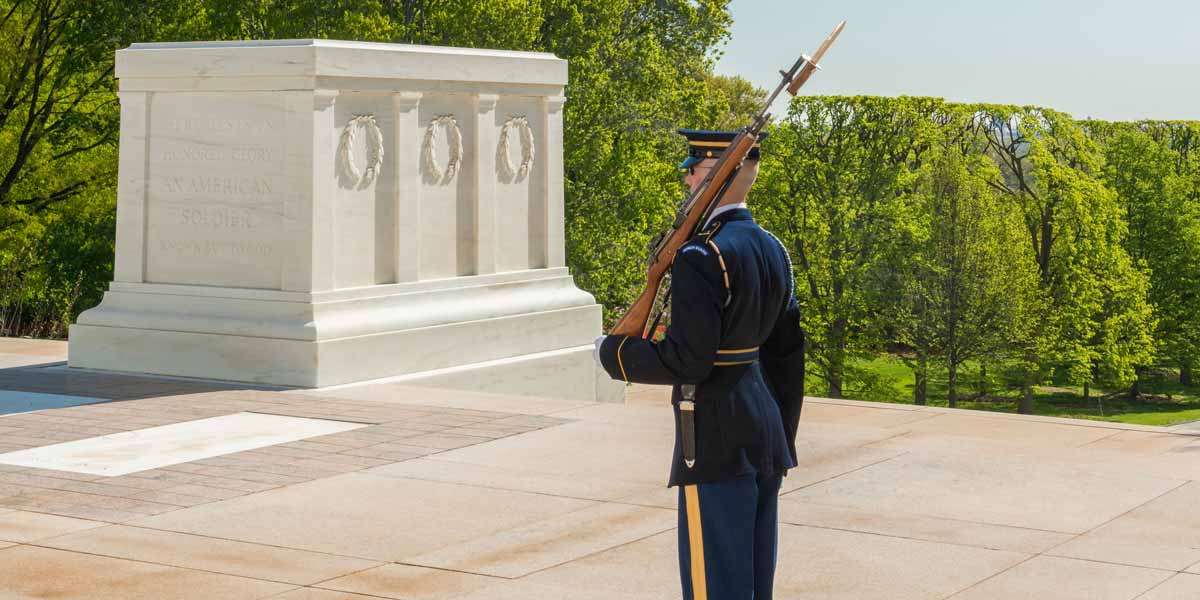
[
  {"x1": 335, "y1": 109, "x2": 540, "y2": 188},
  {"x1": 337, "y1": 114, "x2": 385, "y2": 188},
  {"x1": 422, "y1": 114, "x2": 464, "y2": 183},
  {"x1": 498, "y1": 115, "x2": 535, "y2": 180}
]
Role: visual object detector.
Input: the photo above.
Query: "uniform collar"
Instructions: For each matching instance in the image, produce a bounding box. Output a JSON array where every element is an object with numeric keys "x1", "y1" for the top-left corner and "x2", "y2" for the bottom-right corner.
[{"x1": 705, "y1": 205, "x2": 754, "y2": 228}]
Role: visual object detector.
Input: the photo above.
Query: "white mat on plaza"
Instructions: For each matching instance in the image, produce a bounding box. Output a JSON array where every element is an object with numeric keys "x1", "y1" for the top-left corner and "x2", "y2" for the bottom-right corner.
[{"x1": 0, "y1": 412, "x2": 365, "y2": 476}]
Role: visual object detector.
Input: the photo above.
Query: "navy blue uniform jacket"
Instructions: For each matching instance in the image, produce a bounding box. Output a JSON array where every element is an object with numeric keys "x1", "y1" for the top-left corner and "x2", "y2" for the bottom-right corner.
[{"x1": 599, "y1": 208, "x2": 805, "y2": 487}]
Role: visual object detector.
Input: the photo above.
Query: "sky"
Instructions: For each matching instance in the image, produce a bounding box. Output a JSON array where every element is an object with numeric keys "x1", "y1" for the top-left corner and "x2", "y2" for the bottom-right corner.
[{"x1": 714, "y1": 0, "x2": 1200, "y2": 122}]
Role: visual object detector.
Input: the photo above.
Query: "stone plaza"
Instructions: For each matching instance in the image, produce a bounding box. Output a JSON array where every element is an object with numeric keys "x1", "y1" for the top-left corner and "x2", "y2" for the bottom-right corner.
[{"x1": 3, "y1": 337, "x2": 1200, "y2": 599}]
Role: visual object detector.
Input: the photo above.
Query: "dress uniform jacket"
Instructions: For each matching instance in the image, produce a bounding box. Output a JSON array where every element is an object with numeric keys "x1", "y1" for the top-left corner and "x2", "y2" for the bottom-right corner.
[{"x1": 598, "y1": 207, "x2": 806, "y2": 487}]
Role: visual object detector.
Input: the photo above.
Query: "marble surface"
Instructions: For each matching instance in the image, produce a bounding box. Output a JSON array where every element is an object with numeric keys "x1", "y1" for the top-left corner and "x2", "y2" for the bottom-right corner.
[
  {"x1": 0, "y1": 412, "x2": 365, "y2": 476},
  {"x1": 71, "y1": 303, "x2": 605, "y2": 388},
  {"x1": 354, "y1": 345, "x2": 625, "y2": 403},
  {"x1": 69, "y1": 40, "x2": 615, "y2": 400},
  {"x1": 116, "y1": 40, "x2": 567, "y2": 88},
  {"x1": 0, "y1": 511, "x2": 107, "y2": 544},
  {"x1": 130, "y1": 473, "x2": 596, "y2": 561},
  {"x1": 945, "y1": 555, "x2": 1171, "y2": 600},
  {"x1": 0, "y1": 545, "x2": 295, "y2": 600},
  {"x1": 42, "y1": 525, "x2": 381, "y2": 586},
  {"x1": 144, "y1": 92, "x2": 288, "y2": 289}
]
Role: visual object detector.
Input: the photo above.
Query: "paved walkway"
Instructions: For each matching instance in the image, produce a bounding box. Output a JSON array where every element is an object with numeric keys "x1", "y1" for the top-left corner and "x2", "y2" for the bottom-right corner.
[{"x1": 2, "y1": 337, "x2": 1200, "y2": 599}]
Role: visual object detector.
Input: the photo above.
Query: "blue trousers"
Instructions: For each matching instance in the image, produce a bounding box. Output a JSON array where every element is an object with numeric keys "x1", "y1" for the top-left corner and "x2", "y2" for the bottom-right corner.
[{"x1": 677, "y1": 470, "x2": 783, "y2": 600}]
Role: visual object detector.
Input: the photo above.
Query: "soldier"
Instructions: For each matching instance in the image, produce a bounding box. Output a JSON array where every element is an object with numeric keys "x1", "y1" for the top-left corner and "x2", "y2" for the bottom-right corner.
[{"x1": 594, "y1": 129, "x2": 805, "y2": 600}]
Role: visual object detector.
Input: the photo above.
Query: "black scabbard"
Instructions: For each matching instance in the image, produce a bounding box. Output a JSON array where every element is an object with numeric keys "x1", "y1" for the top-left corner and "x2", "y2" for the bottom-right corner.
[{"x1": 680, "y1": 384, "x2": 697, "y2": 468}]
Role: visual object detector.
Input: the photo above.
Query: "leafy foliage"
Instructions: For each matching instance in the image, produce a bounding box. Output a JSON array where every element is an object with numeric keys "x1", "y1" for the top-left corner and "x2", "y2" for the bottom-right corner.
[
  {"x1": 0, "y1": 0, "x2": 197, "y2": 335},
  {"x1": 756, "y1": 97, "x2": 1166, "y2": 411},
  {"x1": 755, "y1": 96, "x2": 944, "y2": 398},
  {"x1": 1087, "y1": 121, "x2": 1200, "y2": 385},
  {"x1": 885, "y1": 137, "x2": 1041, "y2": 406},
  {"x1": 969, "y1": 106, "x2": 1155, "y2": 406}
]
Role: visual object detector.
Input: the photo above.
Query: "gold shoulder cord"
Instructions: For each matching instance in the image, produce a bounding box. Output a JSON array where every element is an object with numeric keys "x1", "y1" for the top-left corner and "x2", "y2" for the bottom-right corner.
[
  {"x1": 705, "y1": 239, "x2": 732, "y2": 308},
  {"x1": 700, "y1": 222, "x2": 731, "y2": 308},
  {"x1": 615, "y1": 337, "x2": 631, "y2": 383}
]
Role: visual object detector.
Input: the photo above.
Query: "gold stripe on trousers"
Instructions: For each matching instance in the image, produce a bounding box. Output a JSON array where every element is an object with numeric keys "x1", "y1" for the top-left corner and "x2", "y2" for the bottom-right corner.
[{"x1": 684, "y1": 484, "x2": 708, "y2": 600}]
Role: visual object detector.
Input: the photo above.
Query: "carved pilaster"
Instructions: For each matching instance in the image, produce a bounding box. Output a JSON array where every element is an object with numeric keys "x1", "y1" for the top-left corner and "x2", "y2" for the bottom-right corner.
[
  {"x1": 542, "y1": 95, "x2": 567, "y2": 268},
  {"x1": 113, "y1": 91, "x2": 151, "y2": 283},
  {"x1": 473, "y1": 93, "x2": 501, "y2": 274},
  {"x1": 308, "y1": 90, "x2": 339, "y2": 291},
  {"x1": 392, "y1": 92, "x2": 422, "y2": 282}
]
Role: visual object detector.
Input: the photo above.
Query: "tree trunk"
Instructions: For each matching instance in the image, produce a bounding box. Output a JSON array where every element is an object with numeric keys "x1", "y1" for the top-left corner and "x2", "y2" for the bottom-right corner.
[
  {"x1": 977, "y1": 363, "x2": 988, "y2": 395},
  {"x1": 1018, "y1": 349, "x2": 1036, "y2": 414},
  {"x1": 826, "y1": 317, "x2": 847, "y2": 399},
  {"x1": 913, "y1": 354, "x2": 928, "y2": 406},
  {"x1": 948, "y1": 362, "x2": 958, "y2": 408},
  {"x1": 1083, "y1": 381, "x2": 1090, "y2": 400},
  {"x1": 1130, "y1": 365, "x2": 1143, "y2": 398},
  {"x1": 828, "y1": 376, "x2": 843, "y2": 399},
  {"x1": 1182, "y1": 363, "x2": 1193, "y2": 386}
]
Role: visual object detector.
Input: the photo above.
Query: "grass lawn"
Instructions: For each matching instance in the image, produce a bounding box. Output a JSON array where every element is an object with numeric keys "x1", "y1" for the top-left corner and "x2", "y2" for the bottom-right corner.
[{"x1": 829, "y1": 354, "x2": 1200, "y2": 427}]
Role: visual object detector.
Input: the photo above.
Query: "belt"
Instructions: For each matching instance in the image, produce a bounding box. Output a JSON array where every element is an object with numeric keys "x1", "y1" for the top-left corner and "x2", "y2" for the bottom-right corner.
[{"x1": 713, "y1": 346, "x2": 759, "y2": 366}]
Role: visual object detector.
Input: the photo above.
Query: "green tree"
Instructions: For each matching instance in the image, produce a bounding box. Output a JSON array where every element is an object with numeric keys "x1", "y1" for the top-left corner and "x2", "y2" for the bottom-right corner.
[
  {"x1": 885, "y1": 140, "x2": 1040, "y2": 406},
  {"x1": 701, "y1": 74, "x2": 766, "y2": 130},
  {"x1": 197, "y1": 0, "x2": 542, "y2": 48},
  {"x1": 756, "y1": 96, "x2": 941, "y2": 398},
  {"x1": 1090, "y1": 120, "x2": 1200, "y2": 386},
  {"x1": 972, "y1": 107, "x2": 1154, "y2": 410},
  {"x1": 0, "y1": 0, "x2": 199, "y2": 335},
  {"x1": 0, "y1": 0, "x2": 198, "y2": 223}
]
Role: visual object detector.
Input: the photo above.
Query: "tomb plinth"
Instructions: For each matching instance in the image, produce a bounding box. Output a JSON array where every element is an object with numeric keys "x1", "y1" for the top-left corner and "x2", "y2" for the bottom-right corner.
[{"x1": 69, "y1": 39, "x2": 624, "y2": 402}]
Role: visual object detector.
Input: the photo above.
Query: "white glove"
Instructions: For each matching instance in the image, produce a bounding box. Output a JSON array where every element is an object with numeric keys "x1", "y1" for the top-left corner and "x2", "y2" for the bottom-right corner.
[{"x1": 593, "y1": 335, "x2": 606, "y2": 365}]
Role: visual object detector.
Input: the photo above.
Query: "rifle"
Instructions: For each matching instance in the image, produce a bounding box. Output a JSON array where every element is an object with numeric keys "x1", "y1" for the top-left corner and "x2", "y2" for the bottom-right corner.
[{"x1": 609, "y1": 20, "x2": 846, "y2": 338}]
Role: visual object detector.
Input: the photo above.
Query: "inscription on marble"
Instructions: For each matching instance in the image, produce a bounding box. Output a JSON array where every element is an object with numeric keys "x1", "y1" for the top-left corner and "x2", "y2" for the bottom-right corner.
[
  {"x1": 145, "y1": 93, "x2": 287, "y2": 289},
  {"x1": 168, "y1": 117, "x2": 279, "y2": 134},
  {"x1": 157, "y1": 240, "x2": 274, "y2": 258},
  {"x1": 176, "y1": 206, "x2": 260, "y2": 229},
  {"x1": 158, "y1": 146, "x2": 276, "y2": 163},
  {"x1": 162, "y1": 176, "x2": 274, "y2": 196}
]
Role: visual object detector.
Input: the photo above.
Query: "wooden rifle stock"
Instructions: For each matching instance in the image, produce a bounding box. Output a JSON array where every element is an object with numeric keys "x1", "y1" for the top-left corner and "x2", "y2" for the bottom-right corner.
[
  {"x1": 609, "y1": 133, "x2": 757, "y2": 338},
  {"x1": 609, "y1": 20, "x2": 845, "y2": 340}
]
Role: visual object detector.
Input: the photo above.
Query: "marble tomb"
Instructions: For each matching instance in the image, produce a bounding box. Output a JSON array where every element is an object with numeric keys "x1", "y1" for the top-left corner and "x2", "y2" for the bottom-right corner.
[{"x1": 69, "y1": 40, "x2": 623, "y2": 402}]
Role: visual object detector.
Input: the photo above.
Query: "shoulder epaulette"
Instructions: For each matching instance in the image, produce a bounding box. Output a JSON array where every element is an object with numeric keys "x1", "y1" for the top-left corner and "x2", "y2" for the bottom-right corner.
[{"x1": 698, "y1": 219, "x2": 724, "y2": 242}]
